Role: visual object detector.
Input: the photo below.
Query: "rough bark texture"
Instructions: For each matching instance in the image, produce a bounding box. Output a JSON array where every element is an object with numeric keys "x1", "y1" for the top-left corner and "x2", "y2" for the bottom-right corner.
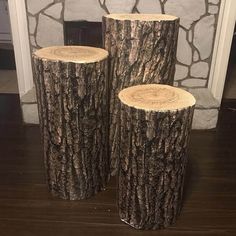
[
  {"x1": 103, "y1": 15, "x2": 180, "y2": 175},
  {"x1": 118, "y1": 104, "x2": 194, "y2": 229},
  {"x1": 32, "y1": 55, "x2": 110, "y2": 200}
]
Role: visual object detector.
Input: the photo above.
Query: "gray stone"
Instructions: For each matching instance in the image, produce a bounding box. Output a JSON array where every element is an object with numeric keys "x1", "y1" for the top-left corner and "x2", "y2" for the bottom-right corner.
[
  {"x1": 28, "y1": 16, "x2": 36, "y2": 35},
  {"x1": 32, "y1": 47, "x2": 37, "y2": 53},
  {"x1": 36, "y1": 14, "x2": 64, "y2": 47},
  {"x1": 44, "y1": 3, "x2": 63, "y2": 20},
  {"x1": 137, "y1": 0, "x2": 162, "y2": 13},
  {"x1": 193, "y1": 15, "x2": 215, "y2": 60},
  {"x1": 106, "y1": 0, "x2": 136, "y2": 13},
  {"x1": 188, "y1": 29, "x2": 193, "y2": 42},
  {"x1": 173, "y1": 81, "x2": 179, "y2": 87},
  {"x1": 208, "y1": 0, "x2": 219, "y2": 4},
  {"x1": 181, "y1": 78, "x2": 207, "y2": 87},
  {"x1": 27, "y1": 0, "x2": 54, "y2": 15},
  {"x1": 22, "y1": 103, "x2": 39, "y2": 124},
  {"x1": 193, "y1": 50, "x2": 200, "y2": 62},
  {"x1": 30, "y1": 36, "x2": 37, "y2": 47},
  {"x1": 208, "y1": 5, "x2": 219, "y2": 14},
  {"x1": 64, "y1": 0, "x2": 107, "y2": 21},
  {"x1": 174, "y1": 64, "x2": 188, "y2": 81},
  {"x1": 190, "y1": 62, "x2": 209, "y2": 78},
  {"x1": 164, "y1": 0, "x2": 206, "y2": 29},
  {"x1": 177, "y1": 28, "x2": 192, "y2": 65},
  {"x1": 192, "y1": 109, "x2": 218, "y2": 129},
  {"x1": 188, "y1": 88, "x2": 219, "y2": 109},
  {"x1": 21, "y1": 87, "x2": 37, "y2": 103}
]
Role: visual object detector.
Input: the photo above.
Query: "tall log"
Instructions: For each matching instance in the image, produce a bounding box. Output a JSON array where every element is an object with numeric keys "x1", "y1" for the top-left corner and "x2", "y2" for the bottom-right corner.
[
  {"x1": 103, "y1": 14, "x2": 180, "y2": 175},
  {"x1": 118, "y1": 84, "x2": 195, "y2": 229},
  {"x1": 33, "y1": 46, "x2": 110, "y2": 200}
]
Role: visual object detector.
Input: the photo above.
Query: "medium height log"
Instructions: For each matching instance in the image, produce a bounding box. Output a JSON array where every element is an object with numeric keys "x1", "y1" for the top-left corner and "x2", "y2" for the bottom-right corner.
[
  {"x1": 118, "y1": 84, "x2": 195, "y2": 229},
  {"x1": 103, "y1": 14, "x2": 180, "y2": 175},
  {"x1": 33, "y1": 46, "x2": 110, "y2": 200}
]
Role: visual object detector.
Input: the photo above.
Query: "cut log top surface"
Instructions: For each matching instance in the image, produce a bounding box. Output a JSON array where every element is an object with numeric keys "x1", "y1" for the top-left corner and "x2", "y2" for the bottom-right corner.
[
  {"x1": 33, "y1": 46, "x2": 108, "y2": 64},
  {"x1": 118, "y1": 84, "x2": 196, "y2": 112},
  {"x1": 104, "y1": 13, "x2": 178, "y2": 21}
]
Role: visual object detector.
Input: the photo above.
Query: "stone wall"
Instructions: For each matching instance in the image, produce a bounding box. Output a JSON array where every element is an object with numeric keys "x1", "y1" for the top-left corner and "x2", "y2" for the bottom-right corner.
[
  {"x1": 23, "y1": 0, "x2": 221, "y2": 129},
  {"x1": 25, "y1": 0, "x2": 221, "y2": 89}
]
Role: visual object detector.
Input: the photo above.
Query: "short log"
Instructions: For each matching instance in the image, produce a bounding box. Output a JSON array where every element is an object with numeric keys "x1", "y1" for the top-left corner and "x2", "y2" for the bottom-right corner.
[
  {"x1": 103, "y1": 14, "x2": 180, "y2": 175},
  {"x1": 118, "y1": 84, "x2": 195, "y2": 229},
  {"x1": 33, "y1": 46, "x2": 110, "y2": 200}
]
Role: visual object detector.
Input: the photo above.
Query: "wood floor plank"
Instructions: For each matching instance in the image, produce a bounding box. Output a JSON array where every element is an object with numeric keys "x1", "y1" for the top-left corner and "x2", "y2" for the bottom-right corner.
[{"x1": 0, "y1": 94, "x2": 235, "y2": 235}]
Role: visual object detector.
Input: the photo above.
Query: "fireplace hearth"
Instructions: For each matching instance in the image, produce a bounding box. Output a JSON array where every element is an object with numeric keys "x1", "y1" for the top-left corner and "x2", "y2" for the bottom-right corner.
[{"x1": 64, "y1": 21, "x2": 102, "y2": 47}]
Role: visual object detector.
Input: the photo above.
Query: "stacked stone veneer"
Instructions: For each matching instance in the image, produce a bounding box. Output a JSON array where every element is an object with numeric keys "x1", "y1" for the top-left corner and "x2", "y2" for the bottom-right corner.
[{"x1": 23, "y1": 0, "x2": 221, "y2": 128}]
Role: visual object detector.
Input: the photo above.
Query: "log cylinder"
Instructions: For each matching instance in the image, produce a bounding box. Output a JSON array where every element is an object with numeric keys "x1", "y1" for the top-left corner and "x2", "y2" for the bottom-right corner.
[
  {"x1": 103, "y1": 14, "x2": 180, "y2": 175},
  {"x1": 33, "y1": 46, "x2": 110, "y2": 200},
  {"x1": 118, "y1": 84, "x2": 195, "y2": 229}
]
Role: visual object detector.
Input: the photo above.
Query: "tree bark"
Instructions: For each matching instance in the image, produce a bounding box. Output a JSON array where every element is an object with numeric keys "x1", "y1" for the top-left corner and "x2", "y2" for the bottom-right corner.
[
  {"x1": 32, "y1": 46, "x2": 110, "y2": 200},
  {"x1": 103, "y1": 14, "x2": 180, "y2": 175},
  {"x1": 118, "y1": 84, "x2": 195, "y2": 229}
]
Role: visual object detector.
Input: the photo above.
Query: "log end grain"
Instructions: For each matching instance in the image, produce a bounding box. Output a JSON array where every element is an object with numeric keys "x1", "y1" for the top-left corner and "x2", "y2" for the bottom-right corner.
[
  {"x1": 104, "y1": 13, "x2": 179, "y2": 22},
  {"x1": 118, "y1": 84, "x2": 196, "y2": 112},
  {"x1": 33, "y1": 46, "x2": 108, "y2": 64}
]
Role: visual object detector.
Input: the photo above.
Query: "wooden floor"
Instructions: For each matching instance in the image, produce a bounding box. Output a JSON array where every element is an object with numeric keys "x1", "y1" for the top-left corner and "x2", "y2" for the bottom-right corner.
[
  {"x1": 0, "y1": 70, "x2": 19, "y2": 94},
  {"x1": 0, "y1": 94, "x2": 235, "y2": 236}
]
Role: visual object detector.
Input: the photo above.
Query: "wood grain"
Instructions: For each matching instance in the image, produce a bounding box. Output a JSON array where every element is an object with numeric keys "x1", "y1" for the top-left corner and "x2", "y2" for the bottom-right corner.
[
  {"x1": 118, "y1": 85, "x2": 195, "y2": 229},
  {"x1": 0, "y1": 92, "x2": 236, "y2": 235},
  {"x1": 32, "y1": 46, "x2": 110, "y2": 200},
  {"x1": 103, "y1": 14, "x2": 180, "y2": 175}
]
